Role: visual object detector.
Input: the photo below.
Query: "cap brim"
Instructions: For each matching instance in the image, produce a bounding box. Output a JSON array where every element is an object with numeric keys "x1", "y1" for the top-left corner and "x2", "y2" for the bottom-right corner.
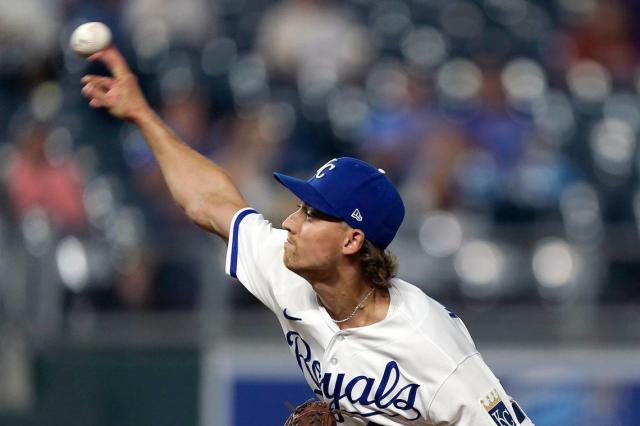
[{"x1": 273, "y1": 172, "x2": 340, "y2": 218}]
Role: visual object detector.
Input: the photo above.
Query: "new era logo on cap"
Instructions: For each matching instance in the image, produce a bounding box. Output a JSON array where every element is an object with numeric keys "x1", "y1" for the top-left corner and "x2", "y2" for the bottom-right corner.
[{"x1": 273, "y1": 157, "x2": 405, "y2": 248}]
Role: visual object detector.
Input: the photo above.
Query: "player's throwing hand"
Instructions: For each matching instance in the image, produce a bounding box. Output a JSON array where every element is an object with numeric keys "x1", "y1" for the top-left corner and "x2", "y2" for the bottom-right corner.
[{"x1": 80, "y1": 46, "x2": 150, "y2": 122}]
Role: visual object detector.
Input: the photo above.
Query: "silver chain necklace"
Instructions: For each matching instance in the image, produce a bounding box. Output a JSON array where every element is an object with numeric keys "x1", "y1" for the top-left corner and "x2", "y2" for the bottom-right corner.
[{"x1": 332, "y1": 287, "x2": 376, "y2": 324}]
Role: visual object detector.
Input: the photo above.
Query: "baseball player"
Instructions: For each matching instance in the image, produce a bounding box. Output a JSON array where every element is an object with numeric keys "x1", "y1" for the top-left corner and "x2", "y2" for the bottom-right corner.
[{"x1": 80, "y1": 46, "x2": 534, "y2": 426}]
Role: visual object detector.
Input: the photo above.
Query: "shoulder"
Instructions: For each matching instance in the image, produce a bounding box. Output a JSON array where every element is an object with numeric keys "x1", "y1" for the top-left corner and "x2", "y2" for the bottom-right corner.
[
  {"x1": 391, "y1": 278, "x2": 451, "y2": 320},
  {"x1": 226, "y1": 207, "x2": 288, "y2": 278},
  {"x1": 391, "y1": 278, "x2": 478, "y2": 364},
  {"x1": 229, "y1": 208, "x2": 287, "y2": 248}
]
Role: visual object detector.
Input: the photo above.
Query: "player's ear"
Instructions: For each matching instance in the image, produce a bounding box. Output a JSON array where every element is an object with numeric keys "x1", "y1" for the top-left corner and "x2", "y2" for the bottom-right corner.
[{"x1": 342, "y1": 228, "x2": 366, "y2": 255}]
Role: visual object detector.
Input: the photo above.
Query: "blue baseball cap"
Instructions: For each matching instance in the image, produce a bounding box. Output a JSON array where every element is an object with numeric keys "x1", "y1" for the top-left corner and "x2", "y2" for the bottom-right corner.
[{"x1": 273, "y1": 157, "x2": 405, "y2": 249}]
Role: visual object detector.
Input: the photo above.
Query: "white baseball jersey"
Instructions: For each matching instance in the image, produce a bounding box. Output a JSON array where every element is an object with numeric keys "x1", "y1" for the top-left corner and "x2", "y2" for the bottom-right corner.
[{"x1": 226, "y1": 208, "x2": 534, "y2": 426}]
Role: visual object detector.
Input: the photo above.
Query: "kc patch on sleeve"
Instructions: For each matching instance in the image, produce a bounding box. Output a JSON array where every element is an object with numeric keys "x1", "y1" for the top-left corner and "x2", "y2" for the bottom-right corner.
[{"x1": 480, "y1": 389, "x2": 516, "y2": 426}]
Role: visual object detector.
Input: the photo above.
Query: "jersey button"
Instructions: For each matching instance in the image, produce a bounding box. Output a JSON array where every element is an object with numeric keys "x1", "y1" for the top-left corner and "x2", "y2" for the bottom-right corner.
[
  {"x1": 337, "y1": 335, "x2": 345, "y2": 342},
  {"x1": 330, "y1": 357, "x2": 338, "y2": 365}
]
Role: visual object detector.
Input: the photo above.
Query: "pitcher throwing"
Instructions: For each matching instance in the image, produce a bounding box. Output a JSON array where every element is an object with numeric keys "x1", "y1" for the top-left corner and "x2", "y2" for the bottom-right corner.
[{"x1": 80, "y1": 46, "x2": 533, "y2": 426}]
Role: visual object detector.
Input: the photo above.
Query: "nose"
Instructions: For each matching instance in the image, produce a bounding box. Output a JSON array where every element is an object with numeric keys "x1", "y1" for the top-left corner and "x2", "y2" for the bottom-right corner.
[{"x1": 282, "y1": 209, "x2": 299, "y2": 233}]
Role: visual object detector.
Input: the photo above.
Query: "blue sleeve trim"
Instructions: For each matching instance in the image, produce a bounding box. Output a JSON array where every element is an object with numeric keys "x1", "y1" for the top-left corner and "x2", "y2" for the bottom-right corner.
[{"x1": 229, "y1": 208, "x2": 258, "y2": 278}]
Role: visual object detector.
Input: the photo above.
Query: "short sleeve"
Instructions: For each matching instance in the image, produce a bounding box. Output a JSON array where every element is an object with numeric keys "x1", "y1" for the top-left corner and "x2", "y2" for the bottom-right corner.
[
  {"x1": 225, "y1": 208, "x2": 289, "y2": 312},
  {"x1": 428, "y1": 354, "x2": 534, "y2": 426}
]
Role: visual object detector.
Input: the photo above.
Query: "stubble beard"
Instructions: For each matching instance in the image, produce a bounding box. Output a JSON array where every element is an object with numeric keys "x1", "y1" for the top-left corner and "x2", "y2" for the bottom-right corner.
[
  {"x1": 283, "y1": 244, "x2": 311, "y2": 277},
  {"x1": 283, "y1": 244, "x2": 297, "y2": 272}
]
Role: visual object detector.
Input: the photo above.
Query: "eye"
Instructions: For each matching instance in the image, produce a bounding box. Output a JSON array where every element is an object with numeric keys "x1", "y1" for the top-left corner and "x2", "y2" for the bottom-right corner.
[
  {"x1": 303, "y1": 207, "x2": 314, "y2": 220},
  {"x1": 296, "y1": 204, "x2": 312, "y2": 220}
]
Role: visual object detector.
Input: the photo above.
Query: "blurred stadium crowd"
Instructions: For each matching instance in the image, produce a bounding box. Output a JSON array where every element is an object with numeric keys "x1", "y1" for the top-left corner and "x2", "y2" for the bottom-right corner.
[{"x1": 1, "y1": 0, "x2": 640, "y2": 319}]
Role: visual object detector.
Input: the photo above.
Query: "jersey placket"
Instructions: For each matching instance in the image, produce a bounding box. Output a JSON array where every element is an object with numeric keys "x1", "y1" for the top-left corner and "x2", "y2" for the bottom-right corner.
[
  {"x1": 320, "y1": 330, "x2": 361, "y2": 423},
  {"x1": 322, "y1": 330, "x2": 349, "y2": 373}
]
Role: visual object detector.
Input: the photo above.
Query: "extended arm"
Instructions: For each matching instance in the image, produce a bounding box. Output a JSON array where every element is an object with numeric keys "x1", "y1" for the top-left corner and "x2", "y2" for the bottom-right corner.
[{"x1": 80, "y1": 47, "x2": 246, "y2": 241}]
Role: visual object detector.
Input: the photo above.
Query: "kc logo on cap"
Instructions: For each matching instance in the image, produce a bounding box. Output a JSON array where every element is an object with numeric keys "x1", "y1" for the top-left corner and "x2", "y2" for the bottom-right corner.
[{"x1": 315, "y1": 159, "x2": 337, "y2": 179}]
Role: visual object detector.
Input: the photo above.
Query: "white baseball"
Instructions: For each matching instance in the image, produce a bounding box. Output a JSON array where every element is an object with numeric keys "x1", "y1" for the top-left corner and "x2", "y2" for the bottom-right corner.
[{"x1": 70, "y1": 22, "x2": 112, "y2": 57}]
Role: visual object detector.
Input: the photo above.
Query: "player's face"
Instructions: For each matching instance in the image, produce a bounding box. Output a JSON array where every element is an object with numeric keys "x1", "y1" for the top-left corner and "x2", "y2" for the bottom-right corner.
[{"x1": 282, "y1": 203, "x2": 349, "y2": 276}]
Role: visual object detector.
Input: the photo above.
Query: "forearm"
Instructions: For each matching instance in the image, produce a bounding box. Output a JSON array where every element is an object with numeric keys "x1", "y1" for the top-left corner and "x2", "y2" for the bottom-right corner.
[
  {"x1": 131, "y1": 107, "x2": 247, "y2": 238},
  {"x1": 80, "y1": 46, "x2": 247, "y2": 239}
]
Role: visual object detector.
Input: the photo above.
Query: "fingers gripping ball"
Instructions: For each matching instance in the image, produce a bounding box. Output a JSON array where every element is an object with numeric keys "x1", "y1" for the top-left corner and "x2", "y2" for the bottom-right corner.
[
  {"x1": 70, "y1": 22, "x2": 112, "y2": 57},
  {"x1": 284, "y1": 400, "x2": 336, "y2": 426}
]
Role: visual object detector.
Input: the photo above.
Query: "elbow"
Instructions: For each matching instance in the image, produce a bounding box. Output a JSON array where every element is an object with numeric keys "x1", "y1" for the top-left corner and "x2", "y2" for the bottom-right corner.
[
  {"x1": 184, "y1": 200, "x2": 202, "y2": 222},
  {"x1": 184, "y1": 194, "x2": 246, "y2": 239},
  {"x1": 185, "y1": 200, "x2": 214, "y2": 231}
]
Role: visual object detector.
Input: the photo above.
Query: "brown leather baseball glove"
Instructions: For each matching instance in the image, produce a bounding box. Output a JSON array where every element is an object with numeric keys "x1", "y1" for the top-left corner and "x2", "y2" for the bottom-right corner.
[{"x1": 284, "y1": 399, "x2": 337, "y2": 426}]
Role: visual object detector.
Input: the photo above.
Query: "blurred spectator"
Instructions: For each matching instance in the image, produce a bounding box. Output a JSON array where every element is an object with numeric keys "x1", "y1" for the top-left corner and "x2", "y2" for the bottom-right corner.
[
  {"x1": 456, "y1": 59, "x2": 577, "y2": 220},
  {"x1": 357, "y1": 67, "x2": 469, "y2": 209},
  {"x1": 212, "y1": 106, "x2": 291, "y2": 219},
  {"x1": 358, "y1": 70, "x2": 434, "y2": 182},
  {"x1": 256, "y1": 0, "x2": 373, "y2": 83},
  {"x1": 114, "y1": 250, "x2": 154, "y2": 310},
  {"x1": 454, "y1": 60, "x2": 535, "y2": 210},
  {"x1": 404, "y1": 126, "x2": 470, "y2": 211},
  {"x1": 0, "y1": 0, "x2": 61, "y2": 76},
  {"x1": 562, "y1": 0, "x2": 639, "y2": 81},
  {"x1": 6, "y1": 123, "x2": 87, "y2": 233},
  {"x1": 467, "y1": 60, "x2": 533, "y2": 170},
  {"x1": 87, "y1": 245, "x2": 198, "y2": 311},
  {"x1": 122, "y1": 0, "x2": 215, "y2": 50},
  {"x1": 508, "y1": 135, "x2": 577, "y2": 214},
  {"x1": 81, "y1": 247, "x2": 155, "y2": 311}
]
